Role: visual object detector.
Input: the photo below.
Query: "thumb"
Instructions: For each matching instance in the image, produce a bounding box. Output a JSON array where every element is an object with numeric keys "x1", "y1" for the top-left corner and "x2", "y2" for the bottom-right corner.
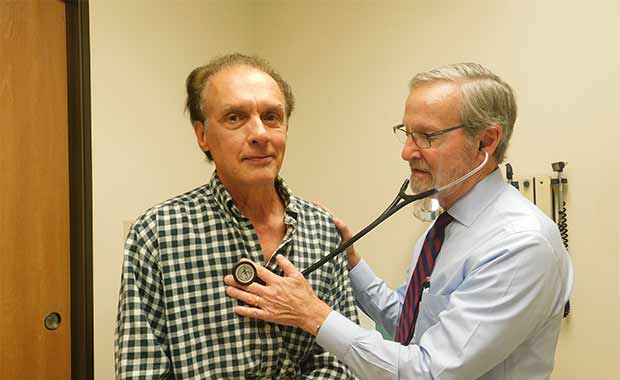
[
  {"x1": 275, "y1": 254, "x2": 301, "y2": 277},
  {"x1": 332, "y1": 216, "x2": 353, "y2": 241}
]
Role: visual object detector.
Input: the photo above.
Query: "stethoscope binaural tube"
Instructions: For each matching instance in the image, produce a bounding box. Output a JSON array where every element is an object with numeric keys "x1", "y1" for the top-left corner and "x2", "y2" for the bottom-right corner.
[{"x1": 232, "y1": 152, "x2": 489, "y2": 286}]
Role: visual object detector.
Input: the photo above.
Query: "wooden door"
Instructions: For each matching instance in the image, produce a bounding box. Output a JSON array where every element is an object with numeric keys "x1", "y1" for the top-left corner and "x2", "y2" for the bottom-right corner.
[{"x1": 0, "y1": 1, "x2": 72, "y2": 379}]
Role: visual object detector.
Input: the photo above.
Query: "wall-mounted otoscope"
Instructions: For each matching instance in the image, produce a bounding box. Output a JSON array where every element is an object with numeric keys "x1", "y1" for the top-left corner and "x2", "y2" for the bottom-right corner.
[
  {"x1": 231, "y1": 152, "x2": 489, "y2": 286},
  {"x1": 550, "y1": 161, "x2": 568, "y2": 249},
  {"x1": 550, "y1": 161, "x2": 570, "y2": 318}
]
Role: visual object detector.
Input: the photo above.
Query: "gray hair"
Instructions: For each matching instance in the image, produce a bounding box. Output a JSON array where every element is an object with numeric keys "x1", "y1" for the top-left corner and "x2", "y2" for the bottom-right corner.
[
  {"x1": 185, "y1": 53, "x2": 295, "y2": 160},
  {"x1": 410, "y1": 63, "x2": 517, "y2": 163}
]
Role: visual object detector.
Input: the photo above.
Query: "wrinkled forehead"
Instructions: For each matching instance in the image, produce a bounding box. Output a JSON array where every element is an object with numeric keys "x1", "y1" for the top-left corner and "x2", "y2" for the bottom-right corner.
[
  {"x1": 404, "y1": 81, "x2": 462, "y2": 127},
  {"x1": 203, "y1": 65, "x2": 285, "y2": 111},
  {"x1": 406, "y1": 81, "x2": 461, "y2": 109}
]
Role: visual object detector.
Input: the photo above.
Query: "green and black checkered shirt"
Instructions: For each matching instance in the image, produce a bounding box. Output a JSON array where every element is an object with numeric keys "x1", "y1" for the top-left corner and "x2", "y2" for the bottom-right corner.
[{"x1": 115, "y1": 173, "x2": 359, "y2": 379}]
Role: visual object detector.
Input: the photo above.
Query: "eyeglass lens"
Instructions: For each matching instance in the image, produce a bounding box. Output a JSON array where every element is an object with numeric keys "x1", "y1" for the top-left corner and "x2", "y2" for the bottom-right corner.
[{"x1": 395, "y1": 127, "x2": 429, "y2": 148}]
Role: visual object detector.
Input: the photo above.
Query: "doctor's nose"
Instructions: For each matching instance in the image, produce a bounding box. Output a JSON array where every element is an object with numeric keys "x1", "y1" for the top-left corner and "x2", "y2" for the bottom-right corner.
[{"x1": 401, "y1": 136, "x2": 423, "y2": 161}]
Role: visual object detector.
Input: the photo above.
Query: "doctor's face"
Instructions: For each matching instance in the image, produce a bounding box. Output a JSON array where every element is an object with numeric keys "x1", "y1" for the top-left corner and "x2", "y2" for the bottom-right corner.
[{"x1": 400, "y1": 81, "x2": 479, "y2": 194}]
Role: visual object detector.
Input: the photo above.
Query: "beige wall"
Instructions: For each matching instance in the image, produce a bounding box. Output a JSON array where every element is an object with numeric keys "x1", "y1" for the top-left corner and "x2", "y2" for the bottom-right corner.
[{"x1": 91, "y1": 1, "x2": 620, "y2": 379}]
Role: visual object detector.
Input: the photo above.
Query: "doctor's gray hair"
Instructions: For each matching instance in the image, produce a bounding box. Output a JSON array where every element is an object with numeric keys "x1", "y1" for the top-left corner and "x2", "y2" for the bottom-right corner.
[{"x1": 409, "y1": 63, "x2": 517, "y2": 163}]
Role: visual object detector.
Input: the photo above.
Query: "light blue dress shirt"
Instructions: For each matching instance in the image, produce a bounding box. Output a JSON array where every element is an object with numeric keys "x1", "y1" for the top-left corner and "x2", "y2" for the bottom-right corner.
[{"x1": 316, "y1": 168, "x2": 574, "y2": 380}]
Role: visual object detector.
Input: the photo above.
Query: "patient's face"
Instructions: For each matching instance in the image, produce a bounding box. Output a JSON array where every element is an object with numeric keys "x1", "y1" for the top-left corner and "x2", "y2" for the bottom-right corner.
[{"x1": 196, "y1": 65, "x2": 288, "y2": 192}]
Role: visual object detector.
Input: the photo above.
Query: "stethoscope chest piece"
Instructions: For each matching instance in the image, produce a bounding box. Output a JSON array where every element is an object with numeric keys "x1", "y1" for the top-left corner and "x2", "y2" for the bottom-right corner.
[{"x1": 232, "y1": 261, "x2": 259, "y2": 286}]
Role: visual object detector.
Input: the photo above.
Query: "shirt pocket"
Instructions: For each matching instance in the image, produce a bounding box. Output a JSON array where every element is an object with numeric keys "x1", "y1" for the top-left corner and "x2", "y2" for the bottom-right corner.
[{"x1": 413, "y1": 292, "x2": 450, "y2": 343}]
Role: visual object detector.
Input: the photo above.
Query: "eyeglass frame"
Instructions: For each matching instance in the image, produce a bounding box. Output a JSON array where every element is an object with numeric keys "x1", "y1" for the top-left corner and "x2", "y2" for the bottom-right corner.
[{"x1": 392, "y1": 123, "x2": 466, "y2": 148}]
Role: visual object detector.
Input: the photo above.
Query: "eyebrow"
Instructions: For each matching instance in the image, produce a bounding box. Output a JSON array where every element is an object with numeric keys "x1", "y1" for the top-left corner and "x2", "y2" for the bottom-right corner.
[
  {"x1": 221, "y1": 104, "x2": 245, "y2": 112},
  {"x1": 220, "y1": 102, "x2": 285, "y2": 113},
  {"x1": 262, "y1": 104, "x2": 285, "y2": 113},
  {"x1": 402, "y1": 123, "x2": 436, "y2": 133}
]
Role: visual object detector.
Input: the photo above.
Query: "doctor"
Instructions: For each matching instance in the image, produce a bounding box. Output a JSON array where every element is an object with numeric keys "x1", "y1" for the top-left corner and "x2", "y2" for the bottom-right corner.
[{"x1": 225, "y1": 62, "x2": 573, "y2": 380}]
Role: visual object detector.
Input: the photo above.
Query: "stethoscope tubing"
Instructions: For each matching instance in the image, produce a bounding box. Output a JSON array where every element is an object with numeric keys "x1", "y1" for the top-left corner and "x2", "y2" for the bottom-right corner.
[
  {"x1": 301, "y1": 184, "x2": 436, "y2": 276},
  {"x1": 301, "y1": 151, "x2": 488, "y2": 277},
  {"x1": 232, "y1": 152, "x2": 489, "y2": 285}
]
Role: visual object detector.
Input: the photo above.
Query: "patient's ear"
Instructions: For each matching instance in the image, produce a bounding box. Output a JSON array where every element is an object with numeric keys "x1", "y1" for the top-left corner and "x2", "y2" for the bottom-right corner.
[{"x1": 193, "y1": 121, "x2": 209, "y2": 153}]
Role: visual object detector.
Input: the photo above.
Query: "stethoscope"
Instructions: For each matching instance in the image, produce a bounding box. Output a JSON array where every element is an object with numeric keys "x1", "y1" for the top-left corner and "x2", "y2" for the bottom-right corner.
[{"x1": 232, "y1": 151, "x2": 490, "y2": 286}]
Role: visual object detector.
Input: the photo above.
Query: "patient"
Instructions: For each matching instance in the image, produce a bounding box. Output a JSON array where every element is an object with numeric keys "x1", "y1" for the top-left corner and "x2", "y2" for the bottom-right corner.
[{"x1": 114, "y1": 53, "x2": 359, "y2": 380}]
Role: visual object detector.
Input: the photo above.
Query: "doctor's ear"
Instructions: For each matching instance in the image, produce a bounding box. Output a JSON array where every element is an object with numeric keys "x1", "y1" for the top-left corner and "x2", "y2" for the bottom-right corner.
[{"x1": 478, "y1": 124, "x2": 502, "y2": 154}]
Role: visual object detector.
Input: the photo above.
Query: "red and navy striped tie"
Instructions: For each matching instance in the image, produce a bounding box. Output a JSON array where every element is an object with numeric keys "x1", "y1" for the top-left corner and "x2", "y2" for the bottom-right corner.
[{"x1": 394, "y1": 211, "x2": 453, "y2": 345}]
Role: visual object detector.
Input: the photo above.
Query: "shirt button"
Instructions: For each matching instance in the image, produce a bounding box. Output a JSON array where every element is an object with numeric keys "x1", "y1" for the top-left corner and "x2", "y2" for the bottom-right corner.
[{"x1": 264, "y1": 324, "x2": 271, "y2": 334}]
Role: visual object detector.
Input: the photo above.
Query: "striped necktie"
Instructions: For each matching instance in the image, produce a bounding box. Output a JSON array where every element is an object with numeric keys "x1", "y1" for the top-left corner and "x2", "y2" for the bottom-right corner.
[{"x1": 394, "y1": 211, "x2": 453, "y2": 345}]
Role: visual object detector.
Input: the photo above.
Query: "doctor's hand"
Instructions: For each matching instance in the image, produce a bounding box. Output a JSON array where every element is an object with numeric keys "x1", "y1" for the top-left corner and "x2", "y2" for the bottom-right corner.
[
  {"x1": 224, "y1": 255, "x2": 332, "y2": 336},
  {"x1": 312, "y1": 201, "x2": 362, "y2": 270}
]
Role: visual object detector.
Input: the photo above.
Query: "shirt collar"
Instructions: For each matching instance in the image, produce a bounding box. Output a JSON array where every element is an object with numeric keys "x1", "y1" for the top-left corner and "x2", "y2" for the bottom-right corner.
[
  {"x1": 207, "y1": 172, "x2": 299, "y2": 222},
  {"x1": 447, "y1": 167, "x2": 506, "y2": 227}
]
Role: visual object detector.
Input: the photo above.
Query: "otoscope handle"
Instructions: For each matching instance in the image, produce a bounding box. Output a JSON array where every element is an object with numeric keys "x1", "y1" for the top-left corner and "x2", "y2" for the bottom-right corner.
[{"x1": 301, "y1": 187, "x2": 437, "y2": 277}]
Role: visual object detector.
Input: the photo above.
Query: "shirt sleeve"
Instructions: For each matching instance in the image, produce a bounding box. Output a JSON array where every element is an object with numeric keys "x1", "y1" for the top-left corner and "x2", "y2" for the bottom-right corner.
[
  {"x1": 316, "y1": 231, "x2": 566, "y2": 380},
  {"x1": 301, "y1": 240, "x2": 360, "y2": 380},
  {"x1": 349, "y1": 259, "x2": 410, "y2": 336},
  {"x1": 115, "y1": 213, "x2": 172, "y2": 380}
]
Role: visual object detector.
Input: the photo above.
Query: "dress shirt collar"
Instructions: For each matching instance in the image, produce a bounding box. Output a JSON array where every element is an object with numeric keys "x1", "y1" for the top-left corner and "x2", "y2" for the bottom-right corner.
[{"x1": 447, "y1": 167, "x2": 506, "y2": 227}]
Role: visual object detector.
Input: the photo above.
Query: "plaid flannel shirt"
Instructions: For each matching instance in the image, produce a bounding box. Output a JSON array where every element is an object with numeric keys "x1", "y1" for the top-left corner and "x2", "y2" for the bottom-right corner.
[{"x1": 115, "y1": 173, "x2": 359, "y2": 379}]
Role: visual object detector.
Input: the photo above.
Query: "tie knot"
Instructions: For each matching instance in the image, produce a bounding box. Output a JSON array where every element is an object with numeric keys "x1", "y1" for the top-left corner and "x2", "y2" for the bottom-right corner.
[{"x1": 433, "y1": 212, "x2": 453, "y2": 232}]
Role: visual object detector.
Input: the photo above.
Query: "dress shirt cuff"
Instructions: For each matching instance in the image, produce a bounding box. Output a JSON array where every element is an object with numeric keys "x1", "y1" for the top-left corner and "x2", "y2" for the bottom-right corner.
[
  {"x1": 316, "y1": 310, "x2": 366, "y2": 360},
  {"x1": 349, "y1": 259, "x2": 377, "y2": 293}
]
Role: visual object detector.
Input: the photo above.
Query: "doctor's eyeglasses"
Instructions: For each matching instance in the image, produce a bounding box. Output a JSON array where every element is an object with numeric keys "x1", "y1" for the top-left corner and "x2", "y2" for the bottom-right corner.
[{"x1": 393, "y1": 123, "x2": 465, "y2": 148}]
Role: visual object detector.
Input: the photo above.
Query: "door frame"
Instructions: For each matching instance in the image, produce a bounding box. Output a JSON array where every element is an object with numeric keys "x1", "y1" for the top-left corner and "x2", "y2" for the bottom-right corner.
[{"x1": 66, "y1": 1, "x2": 93, "y2": 380}]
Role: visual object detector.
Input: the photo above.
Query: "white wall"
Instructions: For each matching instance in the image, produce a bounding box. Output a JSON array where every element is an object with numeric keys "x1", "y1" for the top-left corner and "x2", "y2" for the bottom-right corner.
[
  {"x1": 91, "y1": 1, "x2": 620, "y2": 379},
  {"x1": 89, "y1": 1, "x2": 255, "y2": 378}
]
